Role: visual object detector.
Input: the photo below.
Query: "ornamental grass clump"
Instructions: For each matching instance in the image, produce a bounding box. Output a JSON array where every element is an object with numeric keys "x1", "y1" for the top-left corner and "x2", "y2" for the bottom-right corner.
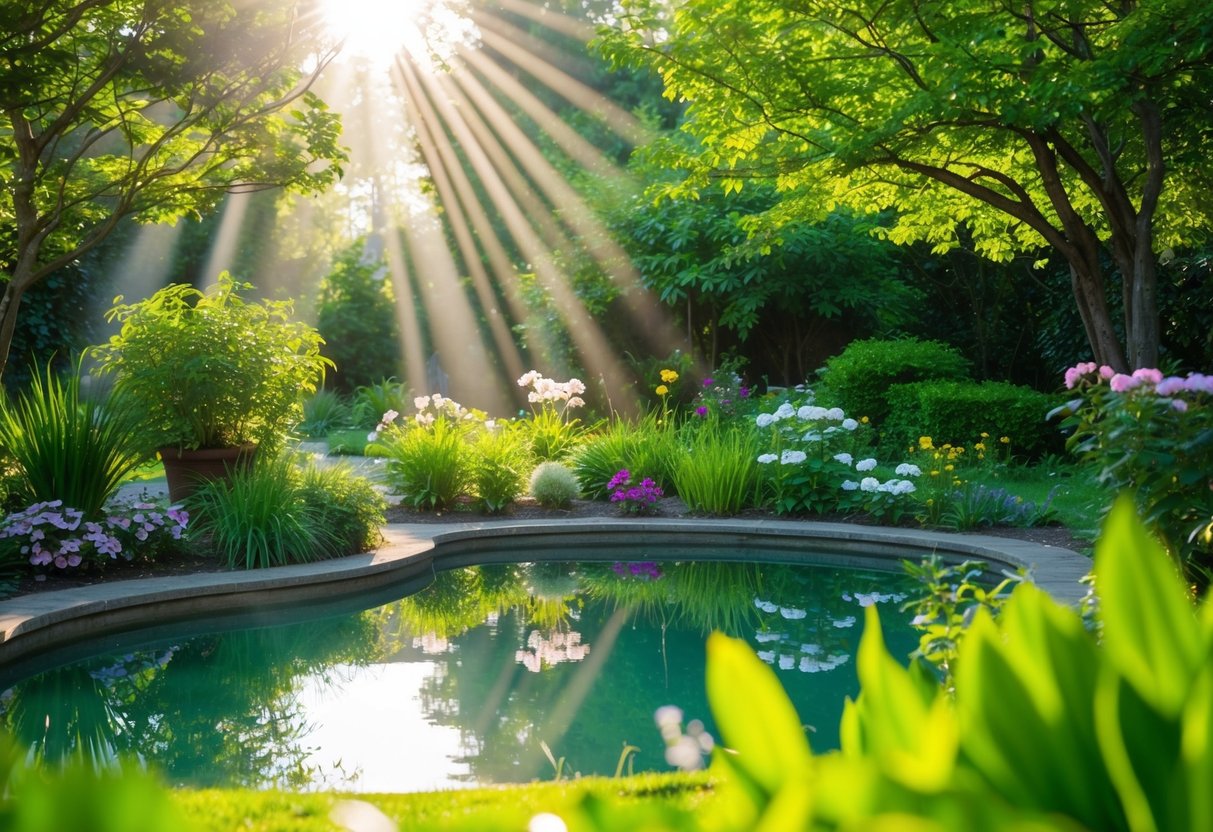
[
  {"x1": 470, "y1": 423, "x2": 531, "y2": 513},
  {"x1": 572, "y1": 414, "x2": 677, "y2": 499},
  {"x1": 672, "y1": 424, "x2": 761, "y2": 515},
  {"x1": 529, "y1": 461, "x2": 581, "y2": 508},
  {"x1": 370, "y1": 394, "x2": 476, "y2": 510}
]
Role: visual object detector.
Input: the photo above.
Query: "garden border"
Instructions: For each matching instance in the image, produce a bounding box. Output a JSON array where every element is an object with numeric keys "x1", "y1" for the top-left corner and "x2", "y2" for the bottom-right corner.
[{"x1": 0, "y1": 518, "x2": 1090, "y2": 672}]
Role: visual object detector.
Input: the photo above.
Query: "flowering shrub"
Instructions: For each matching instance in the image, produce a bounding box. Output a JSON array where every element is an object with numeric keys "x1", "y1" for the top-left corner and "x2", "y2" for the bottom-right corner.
[
  {"x1": 753, "y1": 397, "x2": 917, "y2": 520},
  {"x1": 1061, "y1": 363, "x2": 1213, "y2": 574},
  {"x1": 691, "y1": 369, "x2": 753, "y2": 421},
  {"x1": 517, "y1": 371, "x2": 588, "y2": 461},
  {"x1": 608, "y1": 469, "x2": 664, "y2": 515},
  {"x1": 0, "y1": 499, "x2": 188, "y2": 573}
]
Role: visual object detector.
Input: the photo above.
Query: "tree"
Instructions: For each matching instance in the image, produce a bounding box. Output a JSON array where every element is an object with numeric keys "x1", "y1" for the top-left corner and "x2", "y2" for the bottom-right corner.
[
  {"x1": 0, "y1": 0, "x2": 346, "y2": 380},
  {"x1": 599, "y1": 0, "x2": 1213, "y2": 371}
]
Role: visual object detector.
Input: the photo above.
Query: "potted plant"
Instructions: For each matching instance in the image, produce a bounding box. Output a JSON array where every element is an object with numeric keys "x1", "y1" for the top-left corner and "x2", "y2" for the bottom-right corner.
[{"x1": 91, "y1": 273, "x2": 331, "y2": 501}]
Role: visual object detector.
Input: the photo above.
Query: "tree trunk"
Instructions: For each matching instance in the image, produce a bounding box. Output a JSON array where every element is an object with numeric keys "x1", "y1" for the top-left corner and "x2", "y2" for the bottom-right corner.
[
  {"x1": 1067, "y1": 230, "x2": 1128, "y2": 372},
  {"x1": 1126, "y1": 247, "x2": 1160, "y2": 369},
  {"x1": 0, "y1": 280, "x2": 28, "y2": 383}
]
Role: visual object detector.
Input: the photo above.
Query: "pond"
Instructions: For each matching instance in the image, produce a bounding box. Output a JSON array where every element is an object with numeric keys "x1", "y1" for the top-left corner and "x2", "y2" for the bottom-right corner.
[{"x1": 0, "y1": 548, "x2": 921, "y2": 793}]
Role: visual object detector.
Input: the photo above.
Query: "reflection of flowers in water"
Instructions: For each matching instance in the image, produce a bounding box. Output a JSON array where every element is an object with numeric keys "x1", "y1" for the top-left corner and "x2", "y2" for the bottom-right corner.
[
  {"x1": 88, "y1": 648, "x2": 178, "y2": 685},
  {"x1": 412, "y1": 633, "x2": 450, "y2": 654},
  {"x1": 843, "y1": 590, "x2": 908, "y2": 607},
  {"x1": 514, "y1": 630, "x2": 590, "y2": 673},
  {"x1": 611, "y1": 561, "x2": 663, "y2": 580}
]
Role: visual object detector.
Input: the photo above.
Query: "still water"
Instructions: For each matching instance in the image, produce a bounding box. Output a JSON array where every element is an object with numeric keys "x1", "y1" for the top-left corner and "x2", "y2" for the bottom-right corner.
[{"x1": 0, "y1": 551, "x2": 921, "y2": 792}]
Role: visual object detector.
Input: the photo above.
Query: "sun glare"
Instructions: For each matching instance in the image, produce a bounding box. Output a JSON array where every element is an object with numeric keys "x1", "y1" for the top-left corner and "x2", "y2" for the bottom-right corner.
[{"x1": 319, "y1": 0, "x2": 425, "y2": 65}]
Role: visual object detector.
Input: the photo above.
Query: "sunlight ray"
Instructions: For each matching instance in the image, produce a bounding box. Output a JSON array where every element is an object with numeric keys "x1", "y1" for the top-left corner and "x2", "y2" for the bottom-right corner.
[
  {"x1": 396, "y1": 55, "x2": 638, "y2": 410},
  {"x1": 200, "y1": 192, "x2": 252, "y2": 286},
  {"x1": 493, "y1": 0, "x2": 598, "y2": 43},
  {"x1": 474, "y1": 21, "x2": 653, "y2": 147}
]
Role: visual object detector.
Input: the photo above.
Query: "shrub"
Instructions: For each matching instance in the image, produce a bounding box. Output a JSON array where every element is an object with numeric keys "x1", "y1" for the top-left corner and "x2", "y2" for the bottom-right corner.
[
  {"x1": 572, "y1": 416, "x2": 678, "y2": 500},
  {"x1": 671, "y1": 425, "x2": 761, "y2": 515},
  {"x1": 470, "y1": 424, "x2": 530, "y2": 513},
  {"x1": 314, "y1": 243, "x2": 401, "y2": 393},
  {"x1": 882, "y1": 379, "x2": 1062, "y2": 460},
  {"x1": 751, "y1": 397, "x2": 917, "y2": 521},
  {"x1": 1061, "y1": 363, "x2": 1213, "y2": 576},
  {"x1": 351, "y1": 378, "x2": 410, "y2": 429},
  {"x1": 189, "y1": 455, "x2": 340, "y2": 569},
  {"x1": 297, "y1": 389, "x2": 352, "y2": 438},
  {"x1": 816, "y1": 337, "x2": 970, "y2": 425},
  {"x1": 529, "y1": 461, "x2": 581, "y2": 507},
  {"x1": 0, "y1": 359, "x2": 151, "y2": 516},
  {"x1": 296, "y1": 463, "x2": 385, "y2": 554}
]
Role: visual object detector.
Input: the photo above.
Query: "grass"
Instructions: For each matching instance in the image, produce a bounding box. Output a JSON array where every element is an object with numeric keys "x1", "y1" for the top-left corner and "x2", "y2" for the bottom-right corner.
[
  {"x1": 172, "y1": 772, "x2": 715, "y2": 831},
  {"x1": 978, "y1": 460, "x2": 1109, "y2": 542}
]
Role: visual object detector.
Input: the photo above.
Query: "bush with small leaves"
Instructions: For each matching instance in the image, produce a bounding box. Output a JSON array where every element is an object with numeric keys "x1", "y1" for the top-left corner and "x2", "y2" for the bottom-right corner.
[{"x1": 529, "y1": 461, "x2": 581, "y2": 508}]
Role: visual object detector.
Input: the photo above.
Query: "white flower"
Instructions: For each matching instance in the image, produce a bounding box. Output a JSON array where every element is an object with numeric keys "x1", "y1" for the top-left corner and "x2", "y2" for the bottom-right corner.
[
  {"x1": 860, "y1": 477, "x2": 879, "y2": 492},
  {"x1": 802, "y1": 431, "x2": 823, "y2": 442},
  {"x1": 517, "y1": 370, "x2": 540, "y2": 387},
  {"x1": 757, "y1": 453, "x2": 778, "y2": 464},
  {"x1": 779, "y1": 607, "x2": 807, "y2": 620},
  {"x1": 381, "y1": 409, "x2": 400, "y2": 424},
  {"x1": 893, "y1": 480, "x2": 917, "y2": 495},
  {"x1": 366, "y1": 431, "x2": 379, "y2": 442},
  {"x1": 855, "y1": 458, "x2": 877, "y2": 472},
  {"x1": 841, "y1": 418, "x2": 859, "y2": 431},
  {"x1": 798, "y1": 405, "x2": 829, "y2": 421},
  {"x1": 414, "y1": 396, "x2": 429, "y2": 411},
  {"x1": 895, "y1": 463, "x2": 922, "y2": 477},
  {"x1": 825, "y1": 407, "x2": 846, "y2": 420},
  {"x1": 774, "y1": 402, "x2": 795, "y2": 419},
  {"x1": 832, "y1": 616, "x2": 857, "y2": 629},
  {"x1": 780, "y1": 450, "x2": 807, "y2": 465},
  {"x1": 778, "y1": 655, "x2": 795, "y2": 670},
  {"x1": 566, "y1": 397, "x2": 585, "y2": 409},
  {"x1": 754, "y1": 599, "x2": 778, "y2": 613},
  {"x1": 833, "y1": 452, "x2": 853, "y2": 465},
  {"x1": 841, "y1": 480, "x2": 859, "y2": 491},
  {"x1": 756, "y1": 413, "x2": 776, "y2": 428}
]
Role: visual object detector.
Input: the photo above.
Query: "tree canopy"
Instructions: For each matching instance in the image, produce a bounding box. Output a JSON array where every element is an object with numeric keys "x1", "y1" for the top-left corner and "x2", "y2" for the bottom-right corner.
[
  {"x1": 0, "y1": 0, "x2": 346, "y2": 379},
  {"x1": 599, "y1": 0, "x2": 1213, "y2": 371}
]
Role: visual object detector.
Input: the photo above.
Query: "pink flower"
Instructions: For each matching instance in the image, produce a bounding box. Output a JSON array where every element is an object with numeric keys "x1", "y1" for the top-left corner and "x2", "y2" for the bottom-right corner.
[
  {"x1": 1064, "y1": 362, "x2": 1098, "y2": 389},
  {"x1": 1099, "y1": 365, "x2": 1116, "y2": 379},
  {"x1": 1131, "y1": 368, "x2": 1164, "y2": 386},
  {"x1": 1172, "y1": 399, "x2": 1189, "y2": 413},
  {"x1": 1109, "y1": 373, "x2": 1139, "y2": 393}
]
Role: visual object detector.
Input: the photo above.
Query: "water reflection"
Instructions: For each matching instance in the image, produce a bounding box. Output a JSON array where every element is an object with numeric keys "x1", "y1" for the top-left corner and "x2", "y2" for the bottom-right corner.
[{"x1": 0, "y1": 558, "x2": 919, "y2": 792}]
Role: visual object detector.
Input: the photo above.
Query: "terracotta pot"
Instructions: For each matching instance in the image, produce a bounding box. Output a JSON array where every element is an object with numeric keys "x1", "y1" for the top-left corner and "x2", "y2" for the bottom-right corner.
[{"x1": 159, "y1": 445, "x2": 257, "y2": 503}]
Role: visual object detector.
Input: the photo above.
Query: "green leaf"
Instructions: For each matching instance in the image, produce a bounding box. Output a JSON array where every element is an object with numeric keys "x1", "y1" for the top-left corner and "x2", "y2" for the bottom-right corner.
[
  {"x1": 705, "y1": 632, "x2": 812, "y2": 797},
  {"x1": 1095, "y1": 497, "x2": 1202, "y2": 715}
]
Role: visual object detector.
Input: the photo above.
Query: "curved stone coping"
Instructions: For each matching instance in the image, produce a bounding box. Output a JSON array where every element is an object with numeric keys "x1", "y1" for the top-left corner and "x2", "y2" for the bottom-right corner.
[{"x1": 0, "y1": 518, "x2": 1090, "y2": 671}]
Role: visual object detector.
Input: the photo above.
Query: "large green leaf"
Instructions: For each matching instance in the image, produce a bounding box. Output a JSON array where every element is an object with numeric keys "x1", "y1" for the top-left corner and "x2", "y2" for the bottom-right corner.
[
  {"x1": 1096, "y1": 497, "x2": 1203, "y2": 715},
  {"x1": 704, "y1": 633, "x2": 812, "y2": 798}
]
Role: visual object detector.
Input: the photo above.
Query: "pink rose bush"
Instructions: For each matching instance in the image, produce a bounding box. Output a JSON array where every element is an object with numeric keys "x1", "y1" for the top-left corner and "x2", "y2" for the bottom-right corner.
[{"x1": 1061, "y1": 363, "x2": 1213, "y2": 574}]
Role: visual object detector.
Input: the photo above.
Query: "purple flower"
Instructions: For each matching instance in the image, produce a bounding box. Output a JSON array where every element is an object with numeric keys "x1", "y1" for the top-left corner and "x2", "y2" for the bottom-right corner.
[
  {"x1": 607, "y1": 469, "x2": 631, "y2": 490},
  {"x1": 695, "y1": 406, "x2": 708, "y2": 417},
  {"x1": 739, "y1": 386, "x2": 750, "y2": 398},
  {"x1": 702, "y1": 377, "x2": 714, "y2": 387}
]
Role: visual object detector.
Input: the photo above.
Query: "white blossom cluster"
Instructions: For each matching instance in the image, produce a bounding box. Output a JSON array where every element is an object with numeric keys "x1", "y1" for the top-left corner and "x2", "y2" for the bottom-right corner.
[
  {"x1": 514, "y1": 629, "x2": 589, "y2": 673},
  {"x1": 517, "y1": 370, "x2": 586, "y2": 409}
]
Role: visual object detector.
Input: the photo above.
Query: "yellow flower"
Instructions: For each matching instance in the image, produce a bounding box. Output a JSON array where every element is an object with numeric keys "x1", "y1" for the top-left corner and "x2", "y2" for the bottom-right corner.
[
  {"x1": 944, "y1": 464, "x2": 954, "y2": 471},
  {"x1": 930, "y1": 470, "x2": 941, "y2": 477},
  {"x1": 999, "y1": 436, "x2": 1011, "y2": 444},
  {"x1": 655, "y1": 384, "x2": 669, "y2": 396},
  {"x1": 974, "y1": 442, "x2": 986, "y2": 452},
  {"x1": 918, "y1": 436, "x2": 934, "y2": 450},
  {"x1": 861, "y1": 416, "x2": 870, "y2": 424},
  {"x1": 660, "y1": 369, "x2": 679, "y2": 383}
]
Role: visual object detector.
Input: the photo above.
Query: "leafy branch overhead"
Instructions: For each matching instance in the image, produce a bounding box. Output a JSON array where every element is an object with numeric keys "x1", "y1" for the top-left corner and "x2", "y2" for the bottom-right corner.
[
  {"x1": 0, "y1": 0, "x2": 348, "y2": 377},
  {"x1": 597, "y1": 0, "x2": 1213, "y2": 371}
]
